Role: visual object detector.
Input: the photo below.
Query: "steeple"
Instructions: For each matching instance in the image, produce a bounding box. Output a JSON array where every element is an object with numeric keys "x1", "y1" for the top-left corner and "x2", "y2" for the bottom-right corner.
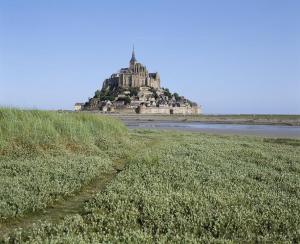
[{"x1": 130, "y1": 45, "x2": 137, "y2": 65}]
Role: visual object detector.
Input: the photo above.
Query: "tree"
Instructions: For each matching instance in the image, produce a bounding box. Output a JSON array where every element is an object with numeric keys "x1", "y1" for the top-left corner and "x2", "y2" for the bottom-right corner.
[
  {"x1": 129, "y1": 87, "x2": 139, "y2": 96},
  {"x1": 117, "y1": 96, "x2": 131, "y2": 105},
  {"x1": 123, "y1": 96, "x2": 131, "y2": 105},
  {"x1": 163, "y1": 88, "x2": 172, "y2": 99},
  {"x1": 173, "y1": 92, "x2": 180, "y2": 101},
  {"x1": 94, "y1": 90, "x2": 101, "y2": 98},
  {"x1": 101, "y1": 95, "x2": 115, "y2": 101}
]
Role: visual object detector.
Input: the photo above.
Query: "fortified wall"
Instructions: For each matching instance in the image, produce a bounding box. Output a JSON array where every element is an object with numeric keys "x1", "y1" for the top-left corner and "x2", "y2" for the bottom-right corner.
[{"x1": 137, "y1": 105, "x2": 202, "y2": 115}]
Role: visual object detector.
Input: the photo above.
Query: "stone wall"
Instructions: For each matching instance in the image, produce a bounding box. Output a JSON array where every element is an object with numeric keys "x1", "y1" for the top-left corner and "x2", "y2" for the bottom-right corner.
[
  {"x1": 114, "y1": 108, "x2": 136, "y2": 114},
  {"x1": 137, "y1": 106, "x2": 201, "y2": 115}
]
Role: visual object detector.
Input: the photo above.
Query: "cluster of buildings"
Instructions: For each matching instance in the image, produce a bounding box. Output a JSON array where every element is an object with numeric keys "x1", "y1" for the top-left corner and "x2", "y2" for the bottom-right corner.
[
  {"x1": 102, "y1": 47, "x2": 160, "y2": 90},
  {"x1": 75, "y1": 48, "x2": 201, "y2": 115}
]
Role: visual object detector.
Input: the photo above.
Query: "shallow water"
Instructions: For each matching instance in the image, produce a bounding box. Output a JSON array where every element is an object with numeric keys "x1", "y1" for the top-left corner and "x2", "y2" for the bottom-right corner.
[{"x1": 125, "y1": 121, "x2": 300, "y2": 138}]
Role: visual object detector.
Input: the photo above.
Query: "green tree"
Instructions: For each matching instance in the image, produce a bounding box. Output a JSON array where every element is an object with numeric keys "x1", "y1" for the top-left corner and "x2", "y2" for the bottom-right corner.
[
  {"x1": 163, "y1": 88, "x2": 172, "y2": 99},
  {"x1": 94, "y1": 90, "x2": 101, "y2": 98},
  {"x1": 129, "y1": 87, "x2": 139, "y2": 96},
  {"x1": 101, "y1": 95, "x2": 115, "y2": 101},
  {"x1": 117, "y1": 96, "x2": 131, "y2": 105},
  {"x1": 173, "y1": 92, "x2": 180, "y2": 101}
]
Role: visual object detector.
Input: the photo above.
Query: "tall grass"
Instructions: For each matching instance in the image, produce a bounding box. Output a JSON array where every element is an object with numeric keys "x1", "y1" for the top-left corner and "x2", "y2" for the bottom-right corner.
[
  {"x1": 0, "y1": 108, "x2": 131, "y2": 219},
  {"x1": 2, "y1": 109, "x2": 299, "y2": 242},
  {"x1": 0, "y1": 108, "x2": 128, "y2": 157},
  {"x1": 7, "y1": 130, "x2": 299, "y2": 242}
]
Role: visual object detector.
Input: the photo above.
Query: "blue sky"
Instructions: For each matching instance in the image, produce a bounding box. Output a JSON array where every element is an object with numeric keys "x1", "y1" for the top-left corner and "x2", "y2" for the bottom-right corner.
[{"x1": 0, "y1": 0, "x2": 299, "y2": 114}]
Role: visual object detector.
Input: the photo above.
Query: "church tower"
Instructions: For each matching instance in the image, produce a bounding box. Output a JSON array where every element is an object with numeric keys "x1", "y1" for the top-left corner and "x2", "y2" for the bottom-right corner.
[
  {"x1": 129, "y1": 45, "x2": 137, "y2": 67},
  {"x1": 102, "y1": 46, "x2": 160, "y2": 89}
]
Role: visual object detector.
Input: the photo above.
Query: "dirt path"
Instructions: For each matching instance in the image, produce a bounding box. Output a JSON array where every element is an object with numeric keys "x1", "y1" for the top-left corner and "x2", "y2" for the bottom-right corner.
[
  {"x1": 0, "y1": 161, "x2": 125, "y2": 239},
  {"x1": 0, "y1": 134, "x2": 162, "y2": 240}
]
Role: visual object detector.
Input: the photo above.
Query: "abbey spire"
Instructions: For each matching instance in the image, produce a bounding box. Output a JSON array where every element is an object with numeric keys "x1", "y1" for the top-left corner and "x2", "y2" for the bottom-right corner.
[{"x1": 130, "y1": 45, "x2": 137, "y2": 65}]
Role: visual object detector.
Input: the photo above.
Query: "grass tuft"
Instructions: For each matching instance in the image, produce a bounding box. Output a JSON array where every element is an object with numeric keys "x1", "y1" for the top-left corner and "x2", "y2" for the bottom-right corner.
[
  {"x1": 0, "y1": 108, "x2": 128, "y2": 157},
  {"x1": 0, "y1": 108, "x2": 131, "y2": 219}
]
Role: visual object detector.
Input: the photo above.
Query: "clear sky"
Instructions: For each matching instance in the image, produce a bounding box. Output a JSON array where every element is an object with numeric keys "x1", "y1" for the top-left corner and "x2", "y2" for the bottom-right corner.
[{"x1": 0, "y1": 0, "x2": 299, "y2": 114}]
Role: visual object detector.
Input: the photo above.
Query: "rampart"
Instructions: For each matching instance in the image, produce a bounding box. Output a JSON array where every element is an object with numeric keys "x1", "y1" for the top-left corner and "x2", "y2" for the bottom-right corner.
[{"x1": 137, "y1": 106, "x2": 201, "y2": 115}]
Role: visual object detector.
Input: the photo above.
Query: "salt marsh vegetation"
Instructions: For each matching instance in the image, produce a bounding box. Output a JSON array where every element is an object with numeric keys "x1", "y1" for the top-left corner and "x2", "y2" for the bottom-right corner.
[{"x1": 0, "y1": 109, "x2": 299, "y2": 242}]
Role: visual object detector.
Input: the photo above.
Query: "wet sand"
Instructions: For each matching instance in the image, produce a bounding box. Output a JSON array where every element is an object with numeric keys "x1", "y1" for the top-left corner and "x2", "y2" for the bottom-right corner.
[
  {"x1": 106, "y1": 113, "x2": 300, "y2": 126},
  {"x1": 124, "y1": 120, "x2": 300, "y2": 138},
  {"x1": 83, "y1": 112, "x2": 300, "y2": 138}
]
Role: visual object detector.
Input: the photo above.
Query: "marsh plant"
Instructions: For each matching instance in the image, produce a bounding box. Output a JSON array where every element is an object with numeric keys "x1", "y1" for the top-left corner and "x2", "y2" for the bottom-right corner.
[
  {"x1": 0, "y1": 108, "x2": 131, "y2": 219},
  {"x1": 0, "y1": 109, "x2": 299, "y2": 242}
]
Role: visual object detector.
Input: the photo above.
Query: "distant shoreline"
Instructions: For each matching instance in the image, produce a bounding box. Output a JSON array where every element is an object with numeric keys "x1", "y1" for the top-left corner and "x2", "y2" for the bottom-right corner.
[{"x1": 85, "y1": 112, "x2": 300, "y2": 126}]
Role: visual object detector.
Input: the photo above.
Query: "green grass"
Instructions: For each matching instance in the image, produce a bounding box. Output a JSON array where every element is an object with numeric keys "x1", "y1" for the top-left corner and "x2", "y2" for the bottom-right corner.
[
  {"x1": 0, "y1": 108, "x2": 128, "y2": 158},
  {"x1": 263, "y1": 138, "x2": 300, "y2": 147},
  {"x1": 0, "y1": 108, "x2": 132, "y2": 219},
  {"x1": 1, "y1": 109, "x2": 299, "y2": 242}
]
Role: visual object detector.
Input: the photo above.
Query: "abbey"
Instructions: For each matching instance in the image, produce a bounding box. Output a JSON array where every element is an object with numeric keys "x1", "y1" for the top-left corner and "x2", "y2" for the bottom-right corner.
[
  {"x1": 102, "y1": 47, "x2": 160, "y2": 90},
  {"x1": 76, "y1": 47, "x2": 202, "y2": 115}
]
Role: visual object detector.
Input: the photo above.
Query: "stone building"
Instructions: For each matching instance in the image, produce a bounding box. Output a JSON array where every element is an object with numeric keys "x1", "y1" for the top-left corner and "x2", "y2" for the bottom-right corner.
[
  {"x1": 75, "y1": 47, "x2": 202, "y2": 114},
  {"x1": 74, "y1": 103, "x2": 84, "y2": 111},
  {"x1": 102, "y1": 47, "x2": 160, "y2": 90}
]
